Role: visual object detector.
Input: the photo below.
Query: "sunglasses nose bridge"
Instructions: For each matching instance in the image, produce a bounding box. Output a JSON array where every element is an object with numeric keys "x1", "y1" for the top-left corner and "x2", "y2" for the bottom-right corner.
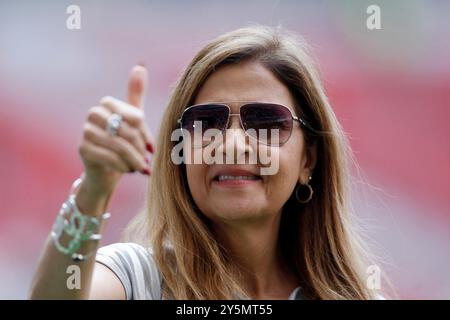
[
  {"x1": 221, "y1": 114, "x2": 248, "y2": 145},
  {"x1": 227, "y1": 113, "x2": 244, "y2": 131}
]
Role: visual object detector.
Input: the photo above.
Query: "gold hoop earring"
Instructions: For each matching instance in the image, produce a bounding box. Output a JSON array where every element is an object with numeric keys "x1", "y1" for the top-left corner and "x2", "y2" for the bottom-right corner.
[{"x1": 295, "y1": 176, "x2": 313, "y2": 203}]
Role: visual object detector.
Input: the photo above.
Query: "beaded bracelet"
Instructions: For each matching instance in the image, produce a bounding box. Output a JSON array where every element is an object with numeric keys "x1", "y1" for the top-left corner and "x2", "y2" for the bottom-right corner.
[{"x1": 51, "y1": 175, "x2": 110, "y2": 261}]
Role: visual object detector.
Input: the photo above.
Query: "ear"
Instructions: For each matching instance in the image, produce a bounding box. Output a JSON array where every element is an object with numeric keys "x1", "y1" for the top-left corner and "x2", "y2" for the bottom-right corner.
[{"x1": 298, "y1": 142, "x2": 317, "y2": 184}]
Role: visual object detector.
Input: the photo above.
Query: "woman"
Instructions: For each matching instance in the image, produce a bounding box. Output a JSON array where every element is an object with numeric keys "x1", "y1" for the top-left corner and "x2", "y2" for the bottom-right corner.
[{"x1": 30, "y1": 25, "x2": 381, "y2": 300}]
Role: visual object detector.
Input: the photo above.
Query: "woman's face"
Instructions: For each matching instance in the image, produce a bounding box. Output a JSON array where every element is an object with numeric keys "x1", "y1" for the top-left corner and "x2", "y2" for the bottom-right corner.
[{"x1": 185, "y1": 60, "x2": 314, "y2": 224}]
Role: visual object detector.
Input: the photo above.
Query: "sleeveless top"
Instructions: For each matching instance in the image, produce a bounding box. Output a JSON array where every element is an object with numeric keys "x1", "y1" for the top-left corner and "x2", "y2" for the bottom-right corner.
[{"x1": 95, "y1": 242, "x2": 305, "y2": 300}]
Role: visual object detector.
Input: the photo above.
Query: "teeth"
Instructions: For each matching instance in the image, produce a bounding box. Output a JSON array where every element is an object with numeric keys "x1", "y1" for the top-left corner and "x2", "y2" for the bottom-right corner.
[{"x1": 217, "y1": 175, "x2": 259, "y2": 181}]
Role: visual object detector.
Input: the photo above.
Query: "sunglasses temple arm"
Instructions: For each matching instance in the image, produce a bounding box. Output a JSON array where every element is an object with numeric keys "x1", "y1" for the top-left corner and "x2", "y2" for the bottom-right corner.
[{"x1": 293, "y1": 116, "x2": 316, "y2": 132}]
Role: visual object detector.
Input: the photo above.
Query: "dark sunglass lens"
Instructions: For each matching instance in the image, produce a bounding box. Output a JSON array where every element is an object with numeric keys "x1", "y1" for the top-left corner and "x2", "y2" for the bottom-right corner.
[
  {"x1": 182, "y1": 104, "x2": 229, "y2": 132},
  {"x1": 181, "y1": 104, "x2": 229, "y2": 145},
  {"x1": 241, "y1": 103, "x2": 293, "y2": 145}
]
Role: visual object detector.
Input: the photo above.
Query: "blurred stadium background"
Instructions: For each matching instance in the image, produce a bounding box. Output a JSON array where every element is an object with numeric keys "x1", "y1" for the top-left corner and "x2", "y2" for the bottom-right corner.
[{"x1": 0, "y1": 0, "x2": 449, "y2": 299}]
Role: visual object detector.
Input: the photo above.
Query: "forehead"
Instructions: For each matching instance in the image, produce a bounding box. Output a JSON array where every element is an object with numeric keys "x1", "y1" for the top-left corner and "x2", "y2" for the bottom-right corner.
[{"x1": 194, "y1": 60, "x2": 296, "y2": 112}]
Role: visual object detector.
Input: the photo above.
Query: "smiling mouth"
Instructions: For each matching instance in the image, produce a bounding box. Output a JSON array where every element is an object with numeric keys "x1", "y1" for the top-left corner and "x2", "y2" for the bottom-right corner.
[
  {"x1": 212, "y1": 175, "x2": 261, "y2": 187},
  {"x1": 211, "y1": 166, "x2": 263, "y2": 186},
  {"x1": 215, "y1": 175, "x2": 261, "y2": 181}
]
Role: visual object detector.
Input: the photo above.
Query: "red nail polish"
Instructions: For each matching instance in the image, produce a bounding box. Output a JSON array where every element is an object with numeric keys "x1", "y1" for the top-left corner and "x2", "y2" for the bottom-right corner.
[
  {"x1": 146, "y1": 143, "x2": 154, "y2": 153},
  {"x1": 145, "y1": 157, "x2": 149, "y2": 164},
  {"x1": 141, "y1": 168, "x2": 151, "y2": 175}
]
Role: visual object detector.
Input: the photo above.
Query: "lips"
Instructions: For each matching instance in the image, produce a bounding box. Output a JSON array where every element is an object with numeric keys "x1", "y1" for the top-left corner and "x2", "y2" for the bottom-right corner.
[
  {"x1": 216, "y1": 175, "x2": 260, "y2": 181},
  {"x1": 211, "y1": 167, "x2": 262, "y2": 182}
]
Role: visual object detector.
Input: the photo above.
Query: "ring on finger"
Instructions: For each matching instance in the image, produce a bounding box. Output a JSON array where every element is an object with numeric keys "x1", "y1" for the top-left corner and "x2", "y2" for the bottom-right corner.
[{"x1": 106, "y1": 113, "x2": 123, "y2": 137}]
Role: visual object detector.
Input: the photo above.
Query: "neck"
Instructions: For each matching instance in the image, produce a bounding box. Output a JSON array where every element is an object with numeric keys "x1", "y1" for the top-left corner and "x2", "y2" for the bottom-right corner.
[{"x1": 211, "y1": 213, "x2": 298, "y2": 299}]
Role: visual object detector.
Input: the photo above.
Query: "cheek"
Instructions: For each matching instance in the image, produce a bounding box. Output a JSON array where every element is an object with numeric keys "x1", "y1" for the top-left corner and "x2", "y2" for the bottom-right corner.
[
  {"x1": 273, "y1": 150, "x2": 300, "y2": 183},
  {"x1": 271, "y1": 133, "x2": 305, "y2": 182},
  {"x1": 186, "y1": 164, "x2": 206, "y2": 199},
  {"x1": 185, "y1": 144, "x2": 207, "y2": 194}
]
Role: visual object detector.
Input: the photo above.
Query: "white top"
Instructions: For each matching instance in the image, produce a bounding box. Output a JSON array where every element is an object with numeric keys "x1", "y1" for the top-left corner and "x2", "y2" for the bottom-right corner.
[{"x1": 96, "y1": 242, "x2": 305, "y2": 300}]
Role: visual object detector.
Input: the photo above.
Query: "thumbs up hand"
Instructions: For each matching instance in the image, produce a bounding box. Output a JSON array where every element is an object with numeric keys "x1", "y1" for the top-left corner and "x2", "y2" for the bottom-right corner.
[{"x1": 78, "y1": 65, "x2": 155, "y2": 199}]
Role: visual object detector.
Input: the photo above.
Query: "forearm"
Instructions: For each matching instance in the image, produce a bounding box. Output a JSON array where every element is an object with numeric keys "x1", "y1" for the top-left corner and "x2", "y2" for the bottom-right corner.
[{"x1": 29, "y1": 235, "x2": 98, "y2": 299}]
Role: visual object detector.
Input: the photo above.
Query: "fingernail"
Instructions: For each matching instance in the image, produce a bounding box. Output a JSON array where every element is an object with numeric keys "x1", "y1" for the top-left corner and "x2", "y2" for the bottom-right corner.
[
  {"x1": 137, "y1": 62, "x2": 146, "y2": 67},
  {"x1": 141, "y1": 168, "x2": 151, "y2": 176},
  {"x1": 146, "y1": 143, "x2": 154, "y2": 153},
  {"x1": 144, "y1": 157, "x2": 149, "y2": 164}
]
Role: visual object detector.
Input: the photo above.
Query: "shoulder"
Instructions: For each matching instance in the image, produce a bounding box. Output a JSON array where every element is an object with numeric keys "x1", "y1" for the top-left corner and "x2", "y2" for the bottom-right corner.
[
  {"x1": 97, "y1": 242, "x2": 153, "y2": 261},
  {"x1": 95, "y1": 242, "x2": 162, "y2": 300}
]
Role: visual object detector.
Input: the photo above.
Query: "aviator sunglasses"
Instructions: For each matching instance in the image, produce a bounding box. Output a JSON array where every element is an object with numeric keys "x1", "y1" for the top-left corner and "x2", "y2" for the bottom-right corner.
[{"x1": 177, "y1": 102, "x2": 308, "y2": 147}]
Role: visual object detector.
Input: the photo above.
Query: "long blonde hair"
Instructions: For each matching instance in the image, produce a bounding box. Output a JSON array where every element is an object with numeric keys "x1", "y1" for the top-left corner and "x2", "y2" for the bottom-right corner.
[{"x1": 124, "y1": 25, "x2": 379, "y2": 299}]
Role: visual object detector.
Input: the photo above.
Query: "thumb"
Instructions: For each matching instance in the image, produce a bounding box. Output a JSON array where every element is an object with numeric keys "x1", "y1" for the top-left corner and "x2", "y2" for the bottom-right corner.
[{"x1": 127, "y1": 65, "x2": 148, "y2": 109}]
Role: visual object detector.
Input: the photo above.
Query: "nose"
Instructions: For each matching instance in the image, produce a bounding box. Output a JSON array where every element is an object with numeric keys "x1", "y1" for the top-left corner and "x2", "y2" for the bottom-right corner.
[
  {"x1": 227, "y1": 114, "x2": 242, "y2": 130},
  {"x1": 216, "y1": 115, "x2": 251, "y2": 163}
]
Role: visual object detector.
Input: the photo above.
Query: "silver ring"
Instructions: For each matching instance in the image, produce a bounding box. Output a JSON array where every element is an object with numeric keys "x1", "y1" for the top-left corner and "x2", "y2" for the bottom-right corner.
[{"x1": 106, "y1": 113, "x2": 123, "y2": 136}]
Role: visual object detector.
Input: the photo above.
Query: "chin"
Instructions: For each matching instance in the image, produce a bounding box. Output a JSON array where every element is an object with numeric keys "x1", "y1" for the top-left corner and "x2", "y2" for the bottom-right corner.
[{"x1": 206, "y1": 204, "x2": 266, "y2": 223}]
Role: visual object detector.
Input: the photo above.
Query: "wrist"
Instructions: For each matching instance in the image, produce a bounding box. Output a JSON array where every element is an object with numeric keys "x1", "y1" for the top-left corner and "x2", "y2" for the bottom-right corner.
[
  {"x1": 75, "y1": 176, "x2": 114, "y2": 218},
  {"x1": 51, "y1": 175, "x2": 112, "y2": 261}
]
